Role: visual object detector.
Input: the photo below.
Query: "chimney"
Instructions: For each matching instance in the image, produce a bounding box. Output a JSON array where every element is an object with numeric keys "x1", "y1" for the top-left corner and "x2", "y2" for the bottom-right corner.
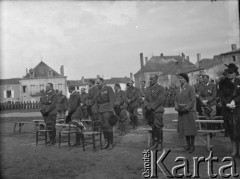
[
  {"x1": 145, "y1": 57, "x2": 148, "y2": 64},
  {"x1": 130, "y1": 73, "x2": 133, "y2": 81},
  {"x1": 97, "y1": 75, "x2": 100, "y2": 79},
  {"x1": 26, "y1": 68, "x2": 28, "y2": 75},
  {"x1": 140, "y1": 53, "x2": 144, "y2": 69},
  {"x1": 231, "y1": 44, "x2": 237, "y2": 51},
  {"x1": 81, "y1": 76, "x2": 85, "y2": 84},
  {"x1": 160, "y1": 53, "x2": 163, "y2": 58},
  {"x1": 181, "y1": 53, "x2": 185, "y2": 59},
  {"x1": 29, "y1": 68, "x2": 34, "y2": 78},
  {"x1": 186, "y1": 56, "x2": 190, "y2": 61},
  {"x1": 60, "y1": 65, "x2": 64, "y2": 76},
  {"x1": 197, "y1": 53, "x2": 201, "y2": 68}
]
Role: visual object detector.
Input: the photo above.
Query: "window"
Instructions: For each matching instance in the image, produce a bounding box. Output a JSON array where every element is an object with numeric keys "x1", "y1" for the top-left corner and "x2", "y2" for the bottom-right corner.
[
  {"x1": 36, "y1": 85, "x2": 40, "y2": 93},
  {"x1": 232, "y1": 56, "x2": 236, "y2": 62},
  {"x1": 7, "y1": 90, "x2": 12, "y2": 98},
  {"x1": 23, "y1": 86, "x2": 27, "y2": 93},
  {"x1": 40, "y1": 84, "x2": 44, "y2": 91},
  {"x1": 58, "y1": 84, "x2": 62, "y2": 91},
  {"x1": 30, "y1": 85, "x2": 35, "y2": 95}
]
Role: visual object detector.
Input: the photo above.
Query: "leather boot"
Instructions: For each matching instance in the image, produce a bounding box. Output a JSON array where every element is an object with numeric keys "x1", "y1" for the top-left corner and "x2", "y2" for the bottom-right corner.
[
  {"x1": 103, "y1": 131, "x2": 109, "y2": 149},
  {"x1": 73, "y1": 133, "x2": 80, "y2": 146},
  {"x1": 108, "y1": 131, "x2": 113, "y2": 150},
  {"x1": 185, "y1": 136, "x2": 191, "y2": 151},
  {"x1": 231, "y1": 139, "x2": 238, "y2": 157},
  {"x1": 189, "y1": 136, "x2": 195, "y2": 153}
]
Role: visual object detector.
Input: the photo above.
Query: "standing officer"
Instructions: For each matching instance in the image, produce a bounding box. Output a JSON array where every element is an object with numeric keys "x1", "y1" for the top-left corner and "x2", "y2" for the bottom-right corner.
[
  {"x1": 126, "y1": 80, "x2": 140, "y2": 129},
  {"x1": 199, "y1": 75, "x2": 217, "y2": 118},
  {"x1": 114, "y1": 84, "x2": 128, "y2": 136},
  {"x1": 40, "y1": 83, "x2": 58, "y2": 144},
  {"x1": 87, "y1": 79, "x2": 98, "y2": 121},
  {"x1": 66, "y1": 85, "x2": 83, "y2": 146},
  {"x1": 56, "y1": 90, "x2": 67, "y2": 120},
  {"x1": 140, "y1": 81, "x2": 147, "y2": 124},
  {"x1": 144, "y1": 75, "x2": 165, "y2": 150},
  {"x1": 194, "y1": 74, "x2": 204, "y2": 116},
  {"x1": 96, "y1": 78, "x2": 115, "y2": 150},
  {"x1": 80, "y1": 87, "x2": 89, "y2": 119}
]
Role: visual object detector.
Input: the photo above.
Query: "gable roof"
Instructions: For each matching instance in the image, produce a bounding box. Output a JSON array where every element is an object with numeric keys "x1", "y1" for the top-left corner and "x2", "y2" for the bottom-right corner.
[
  {"x1": 23, "y1": 61, "x2": 62, "y2": 79},
  {"x1": 198, "y1": 58, "x2": 222, "y2": 70},
  {"x1": 221, "y1": 48, "x2": 240, "y2": 55},
  {"x1": 134, "y1": 55, "x2": 195, "y2": 76},
  {"x1": 0, "y1": 78, "x2": 21, "y2": 85}
]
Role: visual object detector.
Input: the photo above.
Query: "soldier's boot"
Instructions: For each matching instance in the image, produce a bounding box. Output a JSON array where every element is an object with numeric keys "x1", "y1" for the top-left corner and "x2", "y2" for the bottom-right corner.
[
  {"x1": 103, "y1": 131, "x2": 109, "y2": 149},
  {"x1": 73, "y1": 133, "x2": 80, "y2": 146},
  {"x1": 152, "y1": 130, "x2": 162, "y2": 150},
  {"x1": 231, "y1": 139, "x2": 238, "y2": 157},
  {"x1": 151, "y1": 130, "x2": 156, "y2": 146},
  {"x1": 236, "y1": 141, "x2": 240, "y2": 158},
  {"x1": 108, "y1": 131, "x2": 113, "y2": 150},
  {"x1": 185, "y1": 136, "x2": 191, "y2": 151},
  {"x1": 130, "y1": 116, "x2": 134, "y2": 128},
  {"x1": 189, "y1": 136, "x2": 195, "y2": 153},
  {"x1": 103, "y1": 131, "x2": 108, "y2": 145},
  {"x1": 133, "y1": 116, "x2": 138, "y2": 129},
  {"x1": 122, "y1": 123, "x2": 126, "y2": 136}
]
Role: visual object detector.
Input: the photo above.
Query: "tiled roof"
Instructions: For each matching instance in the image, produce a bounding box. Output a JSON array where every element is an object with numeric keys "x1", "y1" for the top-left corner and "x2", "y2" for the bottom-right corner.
[
  {"x1": 198, "y1": 58, "x2": 222, "y2": 70},
  {"x1": 23, "y1": 61, "x2": 62, "y2": 79},
  {"x1": 0, "y1": 78, "x2": 21, "y2": 85},
  {"x1": 134, "y1": 55, "x2": 195, "y2": 76},
  {"x1": 221, "y1": 48, "x2": 240, "y2": 55}
]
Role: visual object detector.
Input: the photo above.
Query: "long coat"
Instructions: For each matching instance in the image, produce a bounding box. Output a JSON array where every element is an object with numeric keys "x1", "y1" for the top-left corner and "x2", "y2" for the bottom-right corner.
[
  {"x1": 68, "y1": 91, "x2": 82, "y2": 120},
  {"x1": 175, "y1": 83, "x2": 197, "y2": 137}
]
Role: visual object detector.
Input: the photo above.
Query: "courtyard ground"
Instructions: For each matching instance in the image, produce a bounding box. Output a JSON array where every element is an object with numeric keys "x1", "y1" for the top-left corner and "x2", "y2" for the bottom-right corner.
[{"x1": 0, "y1": 110, "x2": 240, "y2": 179}]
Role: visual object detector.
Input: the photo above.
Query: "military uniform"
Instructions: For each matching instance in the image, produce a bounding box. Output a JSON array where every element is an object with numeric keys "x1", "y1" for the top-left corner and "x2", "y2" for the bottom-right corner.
[
  {"x1": 126, "y1": 86, "x2": 140, "y2": 128},
  {"x1": 96, "y1": 85, "x2": 115, "y2": 148},
  {"x1": 199, "y1": 82, "x2": 217, "y2": 118},
  {"x1": 56, "y1": 93, "x2": 67, "y2": 119},
  {"x1": 144, "y1": 83, "x2": 165, "y2": 148},
  {"x1": 67, "y1": 90, "x2": 83, "y2": 145},
  {"x1": 40, "y1": 90, "x2": 58, "y2": 143},
  {"x1": 114, "y1": 89, "x2": 128, "y2": 135},
  {"x1": 194, "y1": 82, "x2": 204, "y2": 115},
  {"x1": 87, "y1": 86, "x2": 98, "y2": 121},
  {"x1": 80, "y1": 91, "x2": 89, "y2": 119},
  {"x1": 140, "y1": 86, "x2": 147, "y2": 122}
]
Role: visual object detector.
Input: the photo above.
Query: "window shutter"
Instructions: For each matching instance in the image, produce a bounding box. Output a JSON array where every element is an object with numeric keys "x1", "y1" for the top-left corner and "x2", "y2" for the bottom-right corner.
[
  {"x1": 3, "y1": 90, "x2": 6, "y2": 98},
  {"x1": 12, "y1": 90, "x2": 14, "y2": 98}
]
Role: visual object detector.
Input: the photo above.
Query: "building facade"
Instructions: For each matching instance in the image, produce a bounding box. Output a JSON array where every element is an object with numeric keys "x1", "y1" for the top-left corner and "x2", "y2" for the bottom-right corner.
[
  {"x1": 0, "y1": 78, "x2": 21, "y2": 103},
  {"x1": 19, "y1": 61, "x2": 67, "y2": 102}
]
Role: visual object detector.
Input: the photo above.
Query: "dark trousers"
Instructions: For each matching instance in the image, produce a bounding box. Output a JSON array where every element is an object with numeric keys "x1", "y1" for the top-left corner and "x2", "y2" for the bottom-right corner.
[{"x1": 43, "y1": 115, "x2": 56, "y2": 141}]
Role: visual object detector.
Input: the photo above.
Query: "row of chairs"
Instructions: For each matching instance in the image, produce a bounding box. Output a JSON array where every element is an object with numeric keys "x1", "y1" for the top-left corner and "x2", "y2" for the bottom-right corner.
[{"x1": 36, "y1": 120, "x2": 102, "y2": 151}]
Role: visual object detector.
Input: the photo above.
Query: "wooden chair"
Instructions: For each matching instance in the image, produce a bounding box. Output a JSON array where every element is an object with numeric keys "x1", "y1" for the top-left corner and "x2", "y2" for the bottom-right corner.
[
  {"x1": 36, "y1": 124, "x2": 53, "y2": 146},
  {"x1": 58, "y1": 123, "x2": 78, "y2": 148},
  {"x1": 82, "y1": 121, "x2": 102, "y2": 151}
]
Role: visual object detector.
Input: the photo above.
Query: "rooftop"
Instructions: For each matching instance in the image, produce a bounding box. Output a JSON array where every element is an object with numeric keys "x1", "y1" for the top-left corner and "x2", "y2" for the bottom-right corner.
[
  {"x1": 23, "y1": 61, "x2": 64, "y2": 79},
  {"x1": 0, "y1": 78, "x2": 21, "y2": 85}
]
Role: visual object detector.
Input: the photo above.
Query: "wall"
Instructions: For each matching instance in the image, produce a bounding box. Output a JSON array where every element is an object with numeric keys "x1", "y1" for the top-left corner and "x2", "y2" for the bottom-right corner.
[
  {"x1": 0, "y1": 84, "x2": 21, "y2": 103},
  {"x1": 19, "y1": 77, "x2": 67, "y2": 102}
]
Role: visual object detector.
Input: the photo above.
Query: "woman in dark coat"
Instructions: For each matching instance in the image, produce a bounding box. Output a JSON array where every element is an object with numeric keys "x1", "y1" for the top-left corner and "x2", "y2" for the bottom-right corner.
[
  {"x1": 219, "y1": 63, "x2": 240, "y2": 158},
  {"x1": 175, "y1": 73, "x2": 197, "y2": 153}
]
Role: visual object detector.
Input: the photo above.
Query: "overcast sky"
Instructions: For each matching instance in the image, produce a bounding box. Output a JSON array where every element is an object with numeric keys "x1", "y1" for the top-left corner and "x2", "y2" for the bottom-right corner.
[{"x1": 1, "y1": 0, "x2": 239, "y2": 80}]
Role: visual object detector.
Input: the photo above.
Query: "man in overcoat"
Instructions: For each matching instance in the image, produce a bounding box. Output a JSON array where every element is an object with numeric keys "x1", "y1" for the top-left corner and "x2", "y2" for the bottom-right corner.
[
  {"x1": 96, "y1": 78, "x2": 115, "y2": 150},
  {"x1": 40, "y1": 83, "x2": 58, "y2": 144},
  {"x1": 144, "y1": 75, "x2": 165, "y2": 150}
]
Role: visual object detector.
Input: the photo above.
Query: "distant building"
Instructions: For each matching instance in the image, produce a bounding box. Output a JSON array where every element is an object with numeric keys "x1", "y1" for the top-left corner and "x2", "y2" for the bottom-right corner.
[
  {"x1": 134, "y1": 53, "x2": 196, "y2": 88},
  {"x1": 19, "y1": 61, "x2": 67, "y2": 102},
  {"x1": 0, "y1": 78, "x2": 21, "y2": 103},
  {"x1": 190, "y1": 44, "x2": 240, "y2": 84}
]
